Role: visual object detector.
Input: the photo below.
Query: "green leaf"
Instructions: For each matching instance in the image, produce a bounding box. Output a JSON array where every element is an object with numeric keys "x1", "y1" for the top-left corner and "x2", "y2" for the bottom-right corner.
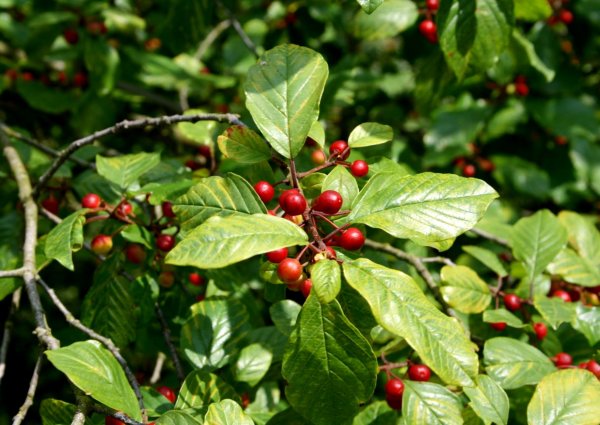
[
  {"x1": 533, "y1": 297, "x2": 577, "y2": 330},
  {"x1": 282, "y1": 297, "x2": 377, "y2": 425},
  {"x1": 483, "y1": 309, "x2": 525, "y2": 328},
  {"x1": 44, "y1": 210, "x2": 87, "y2": 271},
  {"x1": 84, "y1": 38, "x2": 119, "y2": 95},
  {"x1": 463, "y1": 375, "x2": 509, "y2": 425},
  {"x1": 175, "y1": 371, "x2": 239, "y2": 409},
  {"x1": 321, "y1": 166, "x2": 359, "y2": 210},
  {"x1": 244, "y1": 44, "x2": 328, "y2": 159},
  {"x1": 141, "y1": 387, "x2": 173, "y2": 417},
  {"x1": 527, "y1": 369, "x2": 600, "y2": 425},
  {"x1": 355, "y1": 0, "x2": 384, "y2": 14},
  {"x1": 173, "y1": 174, "x2": 267, "y2": 234},
  {"x1": 402, "y1": 381, "x2": 463, "y2": 425},
  {"x1": 343, "y1": 259, "x2": 478, "y2": 386},
  {"x1": 463, "y1": 245, "x2": 508, "y2": 277},
  {"x1": 121, "y1": 224, "x2": 153, "y2": 249},
  {"x1": 178, "y1": 109, "x2": 218, "y2": 145},
  {"x1": 205, "y1": 399, "x2": 254, "y2": 425},
  {"x1": 511, "y1": 30, "x2": 555, "y2": 82},
  {"x1": 96, "y1": 152, "x2": 160, "y2": 190},
  {"x1": 310, "y1": 259, "x2": 342, "y2": 303},
  {"x1": 511, "y1": 210, "x2": 567, "y2": 293},
  {"x1": 307, "y1": 121, "x2": 325, "y2": 148},
  {"x1": 166, "y1": 214, "x2": 308, "y2": 269},
  {"x1": 558, "y1": 211, "x2": 600, "y2": 266},
  {"x1": 157, "y1": 411, "x2": 202, "y2": 425},
  {"x1": 353, "y1": 0, "x2": 418, "y2": 40},
  {"x1": 440, "y1": 265, "x2": 492, "y2": 314},
  {"x1": 346, "y1": 172, "x2": 498, "y2": 251},
  {"x1": 300, "y1": 172, "x2": 326, "y2": 200},
  {"x1": 234, "y1": 343, "x2": 273, "y2": 387},
  {"x1": 484, "y1": 337, "x2": 556, "y2": 389},
  {"x1": 269, "y1": 300, "x2": 301, "y2": 336},
  {"x1": 515, "y1": 0, "x2": 552, "y2": 21},
  {"x1": 548, "y1": 247, "x2": 600, "y2": 287},
  {"x1": 347, "y1": 123, "x2": 393, "y2": 148},
  {"x1": 40, "y1": 399, "x2": 77, "y2": 425},
  {"x1": 572, "y1": 304, "x2": 600, "y2": 346},
  {"x1": 16, "y1": 81, "x2": 78, "y2": 114},
  {"x1": 45, "y1": 340, "x2": 141, "y2": 421},
  {"x1": 351, "y1": 401, "x2": 395, "y2": 425},
  {"x1": 180, "y1": 299, "x2": 251, "y2": 371},
  {"x1": 438, "y1": 0, "x2": 514, "y2": 80},
  {"x1": 217, "y1": 126, "x2": 272, "y2": 164}
]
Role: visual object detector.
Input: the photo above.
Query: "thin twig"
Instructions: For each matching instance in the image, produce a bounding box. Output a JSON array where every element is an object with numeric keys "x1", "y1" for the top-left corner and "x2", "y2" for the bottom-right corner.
[
  {"x1": 155, "y1": 303, "x2": 185, "y2": 383},
  {"x1": 12, "y1": 352, "x2": 43, "y2": 425},
  {"x1": 37, "y1": 278, "x2": 147, "y2": 422},
  {"x1": 0, "y1": 289, "x2": 22, "y2": 387},
  {"x1": 216, "y1": 0, "x2": 259, "y2": 58},
  {"x1": 150, "y1": 352, "x2": 167, "y2": 385},
  {"x1": 420, "y1": 256, "x2": 456, "y2": 266},
  {"x1": 469, "y1": 227, "x2": 510, "y2": 247},
  {"x1": 0, "y1": 268, "x2": 26, "y2": 278},
  {"x1": 195, "y1": 19, "x2": 231, "y2": 60},
  {"x1": 33, "y1": 112, "x2": 245, "y2": 196}
]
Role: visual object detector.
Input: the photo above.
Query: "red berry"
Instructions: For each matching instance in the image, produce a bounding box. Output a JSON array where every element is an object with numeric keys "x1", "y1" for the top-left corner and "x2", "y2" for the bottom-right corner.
[
  {"x1": 419, "y1": 20, "x2": 438, "y2": 43},
  {"x1": 82, "y1": 193, "x2": 101, "y2": 209},
  {"x1": 125, "y1": 244, "x2": 146, "y2": 264},
  {"x1": 119, "y1": 202, "x2": 133, "y2": 216},
  {"x1": 326, "y1": 246, "x2": 337, "y2": 259},
  {"x1": 63, "y1": 28, "x2": 79, "y2": 44},
  {"x1": 4, "y1": 69, "x2": 18, "y2": 81},
  {"x1": 339, "y1": 228, "x2": 365, "y2": 251},
  {"x1": 254, "y1": 181, "x2": 275, "y2": 203},
  {"x1": 286, "y1": 273, "x2": 306, "y2": 292},
  {"x1": 586, "y1": 360, "x2": 600, "y2": 378},
  {"x1": 198, "y1": 145, "x2": 211, "y2": 158},
  {"x1": 267, "y1": 210, "x2": 277, "y2": 216},
  {"x1": 185, "y1": 159, "x2": 201, "y2": 170},
  {"x1": 408, "y1": 364, "x2": 431, "y2": 382},
  {"x1": 311, "y1": 150, "x2": 326, "y2": 165},
  {"x1": 301, "y1": 279, "x2": 312, "y2": 298},
  {"x1": 87, "y1": 21, "x2": 107, "y2": 35},
  {"x1": 490, "y1": 322, "x2": 507, "y2": 331},
  {"x1": 559, "y1": 9, "x2": 573, "y2": 24},
  {"x1": 73, "y1": 72, "x2": 88, "y2": 88},
  {"x1": 329, "y1": 140, "x2": 350, "y2": 160},
  {"x1": 278, "y1": 188, "x2": 299, "y2": 205},
  {"x1": 20, "y1": 71, "x2": 34, "y2": 81},
  {"x1": 241, "y1": 392, "x2": 251, "y2": 409},
  {"x1": 280, "y1": 192, "x2": 307, "y2": 215},
  {"x1": 156, "y1": 234, "x2": 175, "y2": 252},
  {"x1": 91, "y1": 234, "x2": 113, "y2": 255},
  {"x1": 385, "y1": 378, "x2": 405, "y2": 399},
  {"x1": 162, "y1": 201, "x2": 176, "y2": 218},
  {"x1": 157, "y1": 385, "x2": 176, "y2": 403},
  {"x1": 386, "y1": 393, "x2": 403, "y2": 410},
  {"x1": 426, "y1": 0, "x2": 439, "y2": 11},
  {"x1": 158, "y1": 271, "x2": 175, "y2": 288},
  {"x1": 266, "y1": 247, "x2": 289, "y2": 263},
  {"x1": 277, "y1": 258, "x2": 303, "y2": 283},
  {"x1": 313, "y1": 190, "x2": 343, "y2": 215},
  {"x1": 553, "y1": 290, "x2": 572, "y2": 302},
  {"x1": 284, "y1": 213, "x2": 304, "y2": 225},
  {"x1": 555, "y1": 135, "x2": 568, "y2": 145},
  {"x1": 477, "y1": 158, "x2": 495, "y2": 172},
  {"x1": 552, "y1": 352, "x2": 572, "y2": 368},
  {"x1": 188, "y1": 272, "x2": 204, "y2": 286},
  {"x1": 196, "y1": 294, "x2": 205, "y2": 302},
  {"x1": 41, "y1": 196, "x2": 59, "y2": 214},
  {"x1": 515, "y1": 82, "x2": 529, "y2": 97},
  {"x1": 533, "y1": 322, "x2": 548, "y2": 340},
  {"x1": 350, "y1": 160, "x2": 369, "y2": 178},
  {"x1": 503, "y1": 294, "x2": 522, "y2": 311},
  {"x1": 105, "y1": 417, "x2": 125, "y2": 425},
  {"x1": 462, "y1": 164, "x2": 477, "y2": 177}
]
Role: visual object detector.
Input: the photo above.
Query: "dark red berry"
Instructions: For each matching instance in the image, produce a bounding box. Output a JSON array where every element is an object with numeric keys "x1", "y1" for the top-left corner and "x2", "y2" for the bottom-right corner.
[
  {"x1": 408, "y1": 364, "x2": 431, "y2": 382},
  {"x1": 254, "y1": 181, "x2": 275, "y2": 203},
  {"x1": 313, "y1": 190, "x2": 343, "y2": 215},
  {"x1": 105, "y1": 417, "x2": 126, "y2": 425},
  {"x1": 419, "y1": 20, "x2": 438, "y2": 43},
  {"x1": 162, "y1": 201, "x2": 176, "y2": 218},
  {"x1": 301, "y1": 279, "x2": 312, "y2": 298},
  {"x1": 156, "y1": 234, "x2": 175, "y2": 252},
  {"x1": 533, "y1": 322, "x2": 548, "y2": 340},
  {"x1": 198, "y1": 145, "x2": 211, "y2": 158},
  {"x1": 157, "y1": 386, "x2": 176, "y2": 403},
  {"x1": 553, "y1": 290, "x2": 572, "y2": 302},
  {"x1": 125, "y1": 244, "x2": 146, "y2": 264},
  {"x1": 21, "y1": 71, "x2": 34, "y2": 81},
  {"x1": 490, "y1": 322, "x2": 507, "y2": 331},
  {"x1": 586, "y1": 360, "x2": 600, "y2": 378},
  {"x1": 462, "y1": 164, "x2": 477, "y2": 177},
  {"x1": 73, "y1": 72, "x2": 88, "y2": 88},
  {"x1": 425, "y1": 0, "x2": 439, "y2": 11},
  {"x1": 350, "y1": 160, "x2": 369, "y2": 177},
  {"x1": 339, "y1": 228, "x2": 365, "y2": 251},
  {"x1": 119, "y1": 202, "x2": 132, "y2": 216},
  {"x1": 385, "y1": 378, "x2": 405, "y2": 398},
  {"x1": 277, "y1": 258, "x2": 303, "y2": 283},
  {"x1": 42, "y1": 196, "x2": 59, "y2": 214},
  {"x1": 266, "y1": 247, "x2": 289, "y2": 263},
  {"x1": 558, "y1": 9, "x2": 573, "y2": 24},
  {"x1": 503, "y1": 294, "x2": 522, "y2": 311},
  {"x1": 82, "y1": 193, "x2": 101, "y2": 209},
  {"x1": 280, "y1": 192, "x2": 307, "y2": 215},
  {"x1": 63, "y1": 28, "x2": 79, "y2": 44},
  {"x1": 188, "y1": 272, "x2": 204, "y2": 286},
  {"x1": 552, "y1": 352, "x2": 572, "y2": 368},
  {"x1": 329, "y1": 140, "x2": 350, "y2": 160}
]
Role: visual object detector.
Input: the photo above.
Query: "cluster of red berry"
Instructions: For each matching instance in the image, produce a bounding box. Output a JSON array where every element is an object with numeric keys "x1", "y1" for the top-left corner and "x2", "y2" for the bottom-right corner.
[
  {"x1": 385, "y1": 363, "x2": 432, "y2": 410},
  {"x1": 418, "y1": 0, "x2": 439, "y2": 44},
  {"x1": 547, "y1": 0, "x2": 574, "y2": 26}
]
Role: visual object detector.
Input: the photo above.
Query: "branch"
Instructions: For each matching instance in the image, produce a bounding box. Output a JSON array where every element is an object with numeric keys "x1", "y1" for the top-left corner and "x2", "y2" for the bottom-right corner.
[
  {"x1": 469, "y1": 227, "x2": 510, "y2": 247},
  {"x1": 12, "y1": 352, "x2": 43, "y2": 425},
  {"x1": 0, "y1": 289, "x2": 22, "y2": 387},
  {"x1": 37, "y1": 278, "x2": 147, "y2": 422},
  {"x1": 91, "y1": 404, "x2": 144, "y2": 425},
  {"x1": 33, "y1": 112, "x2": 245, "y2": 196},
  {"x1": 195, "y1": 19, "x2": 231, "y2": 60},
  {"x1": 0, "y1": 268, "x2": 26, "y2": 278},
  {"x1": 216, "y1": 0, "x2": 259, "y2": 58},
  {"x1": 155, "y1": 303, "x2": 186, "y2": 383},
  {"x1": 150, "y1": 352, "x2": 167, "y2": 385}
]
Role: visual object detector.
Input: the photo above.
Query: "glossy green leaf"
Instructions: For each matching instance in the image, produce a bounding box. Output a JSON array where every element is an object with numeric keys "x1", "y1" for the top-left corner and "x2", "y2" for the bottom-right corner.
[
  {"x1": 353, "y1": 0, "x2": 418, "y2": 40},
  {"x1": 244, "y1": 44, "x2": 328, "y2": 159},
  {"x1": 310, "y1": 259, "x2": 341, "y2": 303},
  {"x1": 558, "y1": 211, "x2": 600, "y2": 266},
  {"x1": 356, "y1": 0, "x2": 384, "y2": 14},
  {"x1": 157, "y1": 411, "x2": 202, "y2": 425},
  {"x1": 463, "y1": 245, "x2": 508, "y2": 277},
  {"x1": 40, "y1": 399, "x2": 77, "y2": 425},
  {"x1": 269, "y1": 300, "x2": 301, "y2": 337},
  {"x1": 343, "y1": 259, "x2": 478, "y2": 386},
  {"x1": 438, "y1": 0, "x2": 514, "y2": 80},
  {"x1": 547, "y1": 247, "x2": 600, "y2": 287},
  {"x1": 205, "y1": 399, "x2": 254, "y2": 425},
  {"x1": 483, "y1": 309, "x2": 525, "y2": 328},
  {"x1": 527, "y1": 369, "x2": 600, "y2": 425},
  {"x1": 175, "y1": 371, "x2": 239, "y2": 409},
  {"x1": 96, "y1": 152, "x2": 160, "y2": 190},
  {"x1": 511, "y1": 210, "x2": 567, "y2": 294},
  {"x1": 282, "y1": 296, "x2": 377, "y2": 425},
  {"x1": 533, "y1": 297, "x2": 577, "y2": 330},
  {"x1": 45, "y1": 340, "x2": 141, "y2": 421},
  {"x1": 321, "y1": 166, "x2": 359, "y2": 210},
  {"x1": 217, "y1": 126, "x2": 271, "y2": 164},
  {"x1": 515, "y1": 0, "x2": 552, "y2": 21},
  {"x1": 181, "y1": 299, "x2": 251, "y2": 371},
  {"x1": 351, "y1": 400, "x2": 396, "y2": 425},
  {"x1": 234, "y1": 343, "x2": 273, "y2": 387},
  {"x1": 307, "y1": 120, "x2": 325, "y2": 148},
  {"x1": 463, "y1": 375, "x2": 509, "y2": 425},
  {"x1": 572, "y1": 304, "x2": 600, "y2": 346},
  {"x1": 166, "y1": 214, "x2": 308, "y2": 269},
  {"x1": 440, "y1": 265, "x2": 491, "y2": 314},
  {"x1": 44, "y1": 210, "x2": 87, "y2": 271},
  {"x1": 347, "y1": 123, "x2": 393, "y2": 148},
  {"x1": 402, "y1": 381, "x2": 463, "y2": 425},
  {"x1": 141, "y1": 387, "x2": 173, "y2": 417},
  {"x1": 173, "y1": 174, "x2": 267, "y2": 234},
  {"x1": 346, "y1": 172, "x2": 498, "y2": 250},
  {"x1": 484, "y1": 337, "x2": 556, "y2": 389}
]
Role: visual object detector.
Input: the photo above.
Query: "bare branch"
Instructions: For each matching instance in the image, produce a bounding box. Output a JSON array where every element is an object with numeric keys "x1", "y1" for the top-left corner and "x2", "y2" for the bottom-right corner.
[
  {"x1": 150, "y1": 352, "x2": 167, "y2": 385},
  {"x1": 12, "y1": 352, "x2": 43, "y2": 425},
  {"x1": 420, "y1": 256, "x2": 456, "y2": 266},
  {"x1": 0, "y1": 268, "x2": 26, "y2": 278},
  {"x1": 216, "y1": 0, "x2": 259, "y2": 58},
  {"x1": 195, "y1": 19, "x2": 231, "y2": 60},
  {"x1": 0, "y1": 289, "x2": 22, "y2": 387},
  {"x1": 91, "y1": 404, "x2": 144, "y2": 425},
  {"x1": 33, "y1": 112, "x2": 245, "y2": 196},
  {"x1": 469, "y1": 227, "x2": 510, "y2": 247},
  {"x1": 155, "y1": 303, "x2": 186, "y2": 383}
]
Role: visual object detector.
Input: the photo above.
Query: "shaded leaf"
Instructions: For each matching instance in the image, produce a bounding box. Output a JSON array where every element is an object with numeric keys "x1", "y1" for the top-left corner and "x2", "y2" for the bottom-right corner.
[
  {"x1": 40, "y1": 399, "x2": 77, "y2": 425},
  {"x1": 96, "y1": 152, "x2": 160, "y2": 190},
  {"x1": 217, "y1": 126, "x2": 271, "y2": 164},
  {"x1": 463, "y1": 245, "x2": 508, "y2": 277},
  {"x1": 269, "y1": 300, "x2": 301, "y2": 336},
  {"x1": 44, "y1": 210, "x2": 87, "y2": 271},
  {"x1": 175, "y1": 371, "x2": 239, "y2": 409}
]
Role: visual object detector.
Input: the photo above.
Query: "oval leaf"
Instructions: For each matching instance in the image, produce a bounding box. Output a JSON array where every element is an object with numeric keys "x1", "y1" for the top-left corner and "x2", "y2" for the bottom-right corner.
[
  {"x1": 205, "y1": 399, "x2": 254, "y2": 425},
  {"x1": 217, "y1": 126, "x2": 271, "y2": 164},
  {"x1": 310, "y1": 259, "x2": 342, "y2": 303},
  {"x1": 558, "y1": 211, "x2": 600, "y2": 266},
  {"x1": 234, "y1": 343, "x2": 273, "y2": 387},
  {"x1": 348, "y1": 122, "x2": 393, "y2": 148},
  {"x1": 483, "y1": 309, "x2": 525, "y2": 328},
  {"x1": 44, "y1": 210, "x2": 87, "y2": 271},
  {"x1": 440, "y1": 265, "x2": 492, "y2": 314}
]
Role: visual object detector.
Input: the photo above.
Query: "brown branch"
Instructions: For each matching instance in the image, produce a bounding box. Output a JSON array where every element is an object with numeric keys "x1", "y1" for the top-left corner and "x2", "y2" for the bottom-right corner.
[
  {"x1": 155, "y1": 303, "x2": 186, "y2": 383},
  {"x1": 0, "y1": 289, "x2": 22, "y2": 387},
  {"x1": 33, "y1": 112, "x2": 245, "y2": 196},
  {"x1": 469, "y1": 227, "x2": 510, "y2": 247},
  {"x1": 12, "y1": 352, "x2": 43, "y2": 425}
]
